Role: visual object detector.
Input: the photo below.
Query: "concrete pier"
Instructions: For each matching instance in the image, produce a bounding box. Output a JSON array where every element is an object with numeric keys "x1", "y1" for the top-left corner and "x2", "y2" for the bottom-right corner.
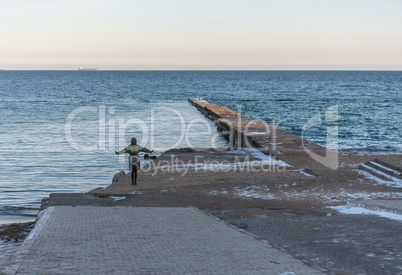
[{"x1": 189, "y1": 98, "x2": 337, "y2": 172}]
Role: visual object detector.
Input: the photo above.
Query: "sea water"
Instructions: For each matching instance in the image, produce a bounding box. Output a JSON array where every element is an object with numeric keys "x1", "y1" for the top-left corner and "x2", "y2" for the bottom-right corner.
[{"x1": 0, "y1": 70, "x2": 401, "y2": 221}]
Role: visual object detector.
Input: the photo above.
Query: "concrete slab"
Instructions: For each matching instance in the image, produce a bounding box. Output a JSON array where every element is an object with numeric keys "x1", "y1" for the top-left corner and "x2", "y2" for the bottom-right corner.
[
  {"x1": 348, "y1": 200, "x2": 402, "y2": 215},
  {"x1": 3, "y1": 206, "x2": 322, "y2": 274}
]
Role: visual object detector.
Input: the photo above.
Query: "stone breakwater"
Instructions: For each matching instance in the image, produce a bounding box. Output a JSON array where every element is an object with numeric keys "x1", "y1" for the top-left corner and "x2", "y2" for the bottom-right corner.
[{"x1": 188, "y1": 98, "x2": 337, "y2": 172}]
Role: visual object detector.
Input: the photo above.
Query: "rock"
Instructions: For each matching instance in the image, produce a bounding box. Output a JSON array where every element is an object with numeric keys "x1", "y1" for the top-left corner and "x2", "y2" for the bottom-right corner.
[
  {"x1": 41, "y1": 197, "x2": 49, "y2": 210},
  {"x1": 112, "y1": 171, "x2": 126, "y2": 183},
  {"x1": 231, "y1": 221, "x2": 248, "y2": 229}
]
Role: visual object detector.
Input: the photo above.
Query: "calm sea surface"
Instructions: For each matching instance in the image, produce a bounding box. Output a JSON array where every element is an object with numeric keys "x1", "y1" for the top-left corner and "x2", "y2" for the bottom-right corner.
[{"x1": 0, "y1": 71, "x2": 401, "y2": 221}]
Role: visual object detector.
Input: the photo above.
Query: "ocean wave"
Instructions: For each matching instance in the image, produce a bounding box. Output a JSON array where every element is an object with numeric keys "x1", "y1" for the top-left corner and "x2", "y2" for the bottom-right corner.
[
  {"x1": 0, "y1": 206, "x2": 39, "y2": 216},
  {"x1": 274, "y1": 99, "x2": 298, "y2": 102}
]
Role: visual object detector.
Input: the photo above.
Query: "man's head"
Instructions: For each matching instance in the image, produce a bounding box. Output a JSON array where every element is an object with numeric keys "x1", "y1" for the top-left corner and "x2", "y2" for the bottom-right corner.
[{"x1": 131, "y1": 138, "x2": 137, "y2": 145}]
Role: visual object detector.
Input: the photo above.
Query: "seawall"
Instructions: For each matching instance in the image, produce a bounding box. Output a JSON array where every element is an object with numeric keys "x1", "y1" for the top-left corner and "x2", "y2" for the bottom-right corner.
[{"x1": 188, "y1": 98, "x2": 335, "y2": 172}]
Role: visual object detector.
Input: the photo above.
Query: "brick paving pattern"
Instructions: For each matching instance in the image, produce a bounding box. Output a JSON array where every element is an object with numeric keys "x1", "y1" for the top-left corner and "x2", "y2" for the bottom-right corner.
[{"x1": 3, "y1": 206, "x2": 321, "y2": 274}]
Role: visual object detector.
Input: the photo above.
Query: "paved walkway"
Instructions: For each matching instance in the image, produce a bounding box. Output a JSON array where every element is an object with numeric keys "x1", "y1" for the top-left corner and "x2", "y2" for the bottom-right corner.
[{"x1": 3, "y1": 206, "x2": 321, "y2": 274}]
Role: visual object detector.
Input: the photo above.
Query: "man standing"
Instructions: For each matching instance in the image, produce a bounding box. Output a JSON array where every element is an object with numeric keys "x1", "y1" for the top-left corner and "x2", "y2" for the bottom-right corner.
[{"x1": 115, "y1": 138, "x2": 153, "y2": 185}]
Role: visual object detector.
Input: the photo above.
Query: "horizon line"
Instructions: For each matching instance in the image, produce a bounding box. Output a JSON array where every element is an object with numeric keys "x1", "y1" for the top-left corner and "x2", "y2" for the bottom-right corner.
[{"x1": 1, "y1": 69, "x2": 401, "y2": 71}]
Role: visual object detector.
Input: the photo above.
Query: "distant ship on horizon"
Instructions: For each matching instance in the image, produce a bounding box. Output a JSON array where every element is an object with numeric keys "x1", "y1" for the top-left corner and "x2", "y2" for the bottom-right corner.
[{"x1": 79, "y1": 67, "x2": 98, "y2": 71}]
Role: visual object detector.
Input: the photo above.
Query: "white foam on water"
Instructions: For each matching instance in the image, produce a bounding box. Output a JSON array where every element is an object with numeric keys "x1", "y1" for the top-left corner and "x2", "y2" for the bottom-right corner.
[
  {"x1": 0, "y1": 216, "x2": 36, "y2": 226},
  {"x1": 330, "y1": 205, "x2": 402, "y2": 221}
]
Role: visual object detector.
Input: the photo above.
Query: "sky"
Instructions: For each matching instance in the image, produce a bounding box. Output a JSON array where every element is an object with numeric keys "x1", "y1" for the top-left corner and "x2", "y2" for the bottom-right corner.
[{"x1": 1, "y1": 0, "x2": 402, "y2": 70}]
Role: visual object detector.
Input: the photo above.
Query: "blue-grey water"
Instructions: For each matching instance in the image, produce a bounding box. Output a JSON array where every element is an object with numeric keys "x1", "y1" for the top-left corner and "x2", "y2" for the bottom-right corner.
[{"x1": 0, "y1": 71, "x2": 401, "y2": 222}]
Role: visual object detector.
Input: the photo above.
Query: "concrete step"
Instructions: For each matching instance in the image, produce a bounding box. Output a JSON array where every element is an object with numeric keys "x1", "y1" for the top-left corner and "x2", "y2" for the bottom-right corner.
[
  {"x1": 365, "y1": 161, "x2": 402, "y2": 179},
  {"x1": 373, "y1": 158, "x2": 402, "y2": 173},
  {"x1": 373, "y1": 158, "x2": 402, "y2": 175},
  {"x1": 358, "y1": 164, "x2": 393, "y2": 182}
]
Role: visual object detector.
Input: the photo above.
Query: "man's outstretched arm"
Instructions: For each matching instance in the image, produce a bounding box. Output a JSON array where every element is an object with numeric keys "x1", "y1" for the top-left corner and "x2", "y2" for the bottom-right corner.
[
  {"x1": 140, "y1": 147, "x2": 153, "y2": 153},
  {"x1": 115, "y1": 148, "x2": 127, "y2": 154}
]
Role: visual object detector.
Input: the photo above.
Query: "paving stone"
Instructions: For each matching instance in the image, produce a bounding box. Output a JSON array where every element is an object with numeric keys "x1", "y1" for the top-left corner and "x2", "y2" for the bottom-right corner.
[{"x1": 3, "y1": 206, "x2": 321, "y2": 274}]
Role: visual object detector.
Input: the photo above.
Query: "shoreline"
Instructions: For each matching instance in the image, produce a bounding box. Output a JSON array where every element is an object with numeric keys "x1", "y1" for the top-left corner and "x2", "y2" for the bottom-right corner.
[
  {"x1": 1, "y1": 148, "x2": 398, "y2": 227},
  {"x1": 1, "y1": 100, "x2": 401, "y2": 273},
  {"x1": 1, "y1": 96, "x2": 401, "y2": 237},
  {"x1": 0, "y1": 215, "x2": 37, "y2": 226},
  {"x1": 1, "y1": 148, "x2": 401, "y2": 271},
  {"x1": 0, "y1": 148, "x2": 399, "y2": 226}
]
